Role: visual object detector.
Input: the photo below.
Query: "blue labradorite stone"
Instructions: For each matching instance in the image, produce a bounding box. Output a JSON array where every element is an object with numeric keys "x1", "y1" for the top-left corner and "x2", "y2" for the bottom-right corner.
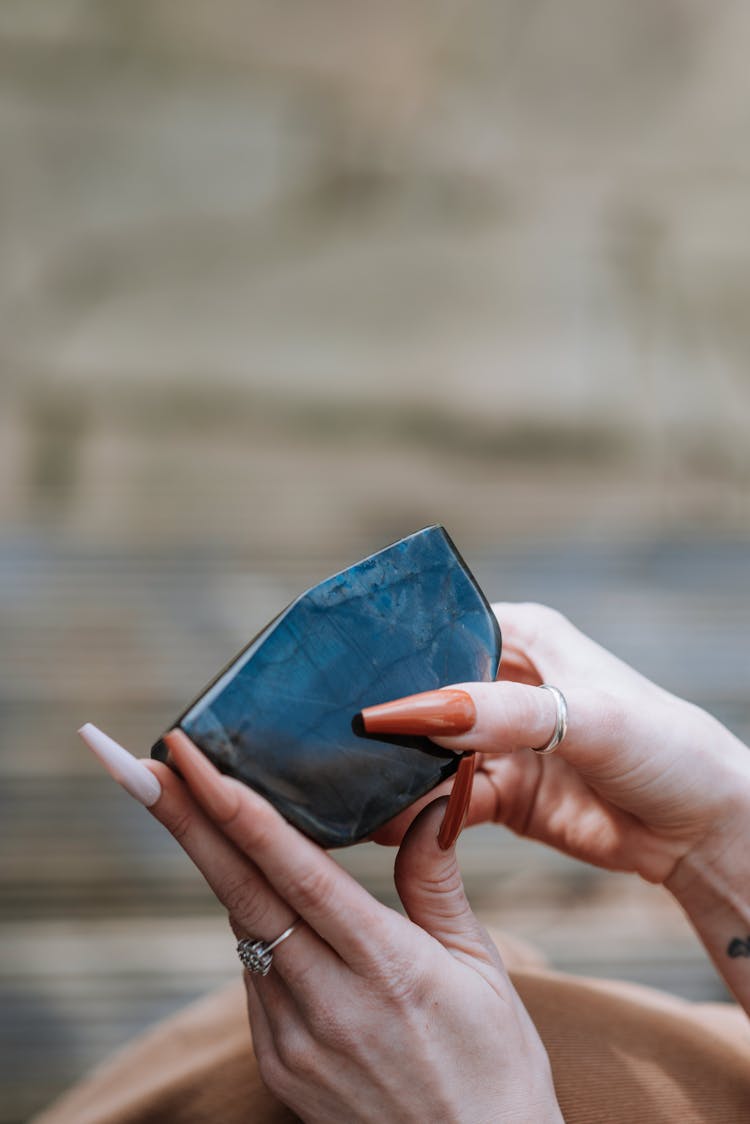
[{"x1": 152, "y1": 526, "x2": 501, "y2": 848}]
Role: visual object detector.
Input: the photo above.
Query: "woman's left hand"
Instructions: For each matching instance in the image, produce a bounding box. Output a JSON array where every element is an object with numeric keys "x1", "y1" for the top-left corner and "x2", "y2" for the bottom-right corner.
[{"x1": 144, "y1": 730, "x2": 561, "y2": 1124}]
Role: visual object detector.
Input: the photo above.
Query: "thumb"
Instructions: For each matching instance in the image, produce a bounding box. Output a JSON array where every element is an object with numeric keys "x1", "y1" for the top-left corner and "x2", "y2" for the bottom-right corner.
[{"x1": 394, "y1": 798, "x2": 503, "y2": 969}]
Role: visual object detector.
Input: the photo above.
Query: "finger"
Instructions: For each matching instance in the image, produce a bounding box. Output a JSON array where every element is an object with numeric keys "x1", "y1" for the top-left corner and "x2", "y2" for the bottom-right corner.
[
  {"x1": 373, "y1": 754, "x2": 568, "y2": 844},
  {"x1": 164, "y1": 730, "x2": 399, "y2": 974},
  {"x1": 491, "y1": 602, "x2": 593, "y2": 675},
  {"x1": 145, "y1": 757, "x2": 292, "y2": 932},
  {"x1": 361, "y1": 678, "x2": 635, "y2": 783},
  {"x1": 361, "y1": 681, "x2": 561, "y2": 754},
  {"x1": 432, "y1": 682, "x2": 654, "y2": 796},
  {"x1": 371, "y1": 758, "x2": 511, "y2": 846},
  {"x1": 432, "y1": 682, "x2": 562, "y2": 753},
  {"x1": 77, "y1": 724, "x2": 288, "y2": 931},
  {"x1": 243, "y1": 950, "x2": 298, "y2": 1039},
  {"x1": 394, "y1": 798, "x2": 504, "y2": 971},
  {"x1": 243, "y1": 978, "x2": 286, "y2": 1094},
  {"x1": 142, "y1": 759, "x2": 337, "y2": 990},
  {"x1": 244, "y1": 969, "x2": 274, "y2": 1056},
  {"x1": 246, "y1": 975, "x2": 324, "y2": 1111},
  {"x1": 79, "y1": 724, "x2": 368, "y2": 1000},
  {"x1": 467, "y1": 748, "x2": 677, "y2": 879},
  {"x1": 493, "y1": 601, "x2": 644, "y2": 688},
  {"x1": 370, "y1": 777, "x2": 454, "y2": 845}
]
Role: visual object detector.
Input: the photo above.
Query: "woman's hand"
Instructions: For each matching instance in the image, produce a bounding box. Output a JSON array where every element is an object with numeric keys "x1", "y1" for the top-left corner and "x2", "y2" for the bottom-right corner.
[
  {"x1": 365, "y1": 602, "x2": 750, "y2": 1016},
  {"x1": 137, "y1": 729, "x2": 561, "y2": 1124},
  {"x1": 371, "y1": 602, "x2": 750, "y2": 889}
]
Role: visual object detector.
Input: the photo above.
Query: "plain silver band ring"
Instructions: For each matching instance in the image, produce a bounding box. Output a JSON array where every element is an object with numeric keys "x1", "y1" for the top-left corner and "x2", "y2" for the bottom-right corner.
[
  {"x1": 532, "y1": 685, "x2": 569, "y2": 755},
  {"x1": 237, "y1": 921, "x2": 299, "y2": 977}
]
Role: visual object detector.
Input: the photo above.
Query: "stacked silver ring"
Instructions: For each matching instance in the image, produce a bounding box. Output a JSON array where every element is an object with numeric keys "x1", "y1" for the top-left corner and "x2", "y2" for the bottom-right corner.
[
  {"x1": 237, "y1": 922, "x2": 298, "y2": 976},
  {"x1": 532, "y1": 685, "x2": 569, "y2": 755}
]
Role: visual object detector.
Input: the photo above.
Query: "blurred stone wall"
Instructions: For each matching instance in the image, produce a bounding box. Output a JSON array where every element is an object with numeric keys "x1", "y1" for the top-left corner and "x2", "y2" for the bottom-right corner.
[{"x1": 1, "y1": 0, "x2": 749, "y2": 557}]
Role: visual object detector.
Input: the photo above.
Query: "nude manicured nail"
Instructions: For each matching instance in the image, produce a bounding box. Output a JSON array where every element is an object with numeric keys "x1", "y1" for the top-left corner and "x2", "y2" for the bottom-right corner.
[
  {"x1": 78, "y1": 723, "x2": 162, "y2": 807},
  {"x1": 360, "y1": 688, "x2": 477, "y2": 737},
  {"x1": 163, "y1": 728, "x2": 239, "y2": 822}
]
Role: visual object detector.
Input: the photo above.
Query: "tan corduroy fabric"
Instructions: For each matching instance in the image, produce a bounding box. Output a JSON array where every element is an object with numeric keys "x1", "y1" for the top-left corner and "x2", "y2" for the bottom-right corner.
[{"x1": 32, "y1": 938, "x2": 750, "y2": 1124}]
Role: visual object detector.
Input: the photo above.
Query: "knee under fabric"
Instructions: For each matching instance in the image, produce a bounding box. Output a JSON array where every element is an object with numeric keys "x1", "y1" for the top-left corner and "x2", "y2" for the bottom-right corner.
[{"x1": 31, "y1": 967, "x2": 750, "y2": 1124}]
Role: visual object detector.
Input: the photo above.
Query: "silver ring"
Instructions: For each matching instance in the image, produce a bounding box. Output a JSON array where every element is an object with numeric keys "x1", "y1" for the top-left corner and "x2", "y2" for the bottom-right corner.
[
  {"x1": 532, "y1": 685, "x2": 568, "y2": 755},
  {"x1": 237, "y1": 921, "x2": 299, "y2": 976}
]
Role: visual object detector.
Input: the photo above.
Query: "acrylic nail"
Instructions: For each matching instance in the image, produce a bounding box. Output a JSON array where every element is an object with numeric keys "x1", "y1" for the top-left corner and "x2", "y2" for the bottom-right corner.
[
  {"x1": 78, "y1": 723, "x2": 162, "y2": 807},
  {"x1": 162, "y1": 728, "x2": 239, "y2": 823},
  {"x1": 438, "y1": 753, "x2": 476, "y2": 850},
  {"x1": 360, "y1": 688, "x2": 477, "y2": 737}
]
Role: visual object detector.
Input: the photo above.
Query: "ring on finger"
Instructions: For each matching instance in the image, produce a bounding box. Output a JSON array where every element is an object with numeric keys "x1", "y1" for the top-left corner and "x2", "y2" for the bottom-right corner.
[
  {"x1": 531, "y1": 685, "x2": 568, "y2": 755},
  {"x1": 238, "y1": 921, "x2": 300, "y2": 977}
]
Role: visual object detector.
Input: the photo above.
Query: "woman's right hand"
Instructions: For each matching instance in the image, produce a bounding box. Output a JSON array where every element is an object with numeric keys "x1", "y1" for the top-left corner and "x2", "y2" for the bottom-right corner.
[{"x1": 372, "y1": 602, "x2": 750, "y2": 890}]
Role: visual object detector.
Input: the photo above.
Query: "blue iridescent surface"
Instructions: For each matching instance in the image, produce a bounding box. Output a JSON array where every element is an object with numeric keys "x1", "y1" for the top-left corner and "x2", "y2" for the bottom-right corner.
[{"x1": 152, "y1": 526, "x2": 501, "y2": 847}]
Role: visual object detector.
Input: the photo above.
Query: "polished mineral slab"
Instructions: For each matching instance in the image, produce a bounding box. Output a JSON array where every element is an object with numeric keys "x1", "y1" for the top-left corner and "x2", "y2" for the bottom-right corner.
[{"x1": 152, "y1": 526, "x2": 501, "y2": 847}]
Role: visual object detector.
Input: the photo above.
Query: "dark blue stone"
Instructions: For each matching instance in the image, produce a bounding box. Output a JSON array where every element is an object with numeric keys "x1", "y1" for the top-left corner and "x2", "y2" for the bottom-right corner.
[{"x1": 152, "y1": 526, "x2": 501, "y2": 848}]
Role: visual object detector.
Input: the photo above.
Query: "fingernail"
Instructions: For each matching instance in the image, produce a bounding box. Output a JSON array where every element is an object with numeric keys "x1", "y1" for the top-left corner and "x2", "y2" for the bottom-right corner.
[
  {"x1": 162, "y1": 728, "x2": 239, "y2": 822},
  {"x1": 438, "y1": 753, "x2": 476, "y2": 850},
  {"x1": 360, "y1": 689, "x2": 476, "y2": 737},
  {"x1": 78, "y1": 723, "x2": 162, "y2": 807}
]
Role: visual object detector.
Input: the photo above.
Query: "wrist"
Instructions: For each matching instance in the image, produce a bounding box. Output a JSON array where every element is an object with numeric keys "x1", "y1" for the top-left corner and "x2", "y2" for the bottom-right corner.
[
  {"x1": 666, "y1": 775, "x2": 750, "y2": 905},
  {"x1": 661, "y1": 699, "x2": 750, "y2": 877},
  {"x1": 664, "y1": 774, "x2": 750, "y2": 1010}
]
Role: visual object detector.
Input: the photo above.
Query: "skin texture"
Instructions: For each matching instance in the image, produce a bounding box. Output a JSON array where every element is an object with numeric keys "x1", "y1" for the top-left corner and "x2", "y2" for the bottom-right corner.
[{"x1": 141, "y1": 730, "x2": 562, "y2": 1124}]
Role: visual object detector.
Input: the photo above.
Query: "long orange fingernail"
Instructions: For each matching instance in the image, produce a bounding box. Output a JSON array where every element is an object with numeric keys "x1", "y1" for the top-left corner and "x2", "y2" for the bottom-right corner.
[
  {"x1": 163, "y1": 728, "x2": 239, "y2": 823},
  {"x1": 360, "y1": 689, "x2": 476, "y2": 737},
  {"x1": 438, "y1": 753, "x2": 476, "y2": 850}
]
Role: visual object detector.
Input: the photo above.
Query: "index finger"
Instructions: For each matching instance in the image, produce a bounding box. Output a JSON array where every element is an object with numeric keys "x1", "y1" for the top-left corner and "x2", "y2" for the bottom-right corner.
[
  {"x1": 493, "y1": 601, "x2": 640, "y2": 685},
  {"x1": 360, "y1": 679, "x2": 631, "y2": 778},
  {"x1": 164, "y1": 729, "x2": 399, "y2": 974}
]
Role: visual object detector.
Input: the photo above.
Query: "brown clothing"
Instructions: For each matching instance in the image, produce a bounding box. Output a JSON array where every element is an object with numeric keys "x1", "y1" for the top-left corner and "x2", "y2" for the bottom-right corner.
[{"x1": 32, "y1": 936, "x2": 750, "y2": 1124}]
